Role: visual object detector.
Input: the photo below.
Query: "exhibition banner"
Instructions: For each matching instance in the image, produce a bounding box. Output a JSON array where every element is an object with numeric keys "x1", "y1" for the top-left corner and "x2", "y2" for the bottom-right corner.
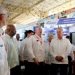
[{"x1": 58, "y1": 18, "x2": 75, "y2": 24}]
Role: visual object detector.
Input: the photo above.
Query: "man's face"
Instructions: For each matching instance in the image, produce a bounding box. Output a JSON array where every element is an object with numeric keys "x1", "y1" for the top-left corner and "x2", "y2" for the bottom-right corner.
[
  {"x1": 27, "y1": 32, "x2": 33, "y2": 37},
  {"x1": 0, "y1": 14, "x2": 5, "y2": 20},
  {"x1": 48, "y1": 35, "x2": 53, "y2": 42},
  {"x1": 57, "y1": 29, "x2": 63, "y2": 39},
  {"x1": 9, "y1": 26, "x2": 16, "y2": 37},
  {"x1": 0, "y1": 14, "x2": 7, "y2": 27},
  {"x1": 16, "y1": 34, "x2": 20, "y2": 40},
  {"x1": 35, "y1": 28, "x2": 42, "y2": 36}
]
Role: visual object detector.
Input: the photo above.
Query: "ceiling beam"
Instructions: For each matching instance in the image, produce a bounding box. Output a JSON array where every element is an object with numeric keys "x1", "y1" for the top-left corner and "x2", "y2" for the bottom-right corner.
[
  {"x1": 30, "y1": 0, "x2": 73, "y2": 19},
  {"x1": 0, "y1": 0, "x2": 45, "y2": 21},
  {"x1": 29, "y1": 0, "x2": 45, "y2": 9},
  {"x1": 9, "y1": 12, "x2": 23, "y2": 21},
  {"x1": 1, "y1": 0, "x2": 44, "y2": 13},
  {"x1": 47, "y1": 0, "x2": 73, "y2": 12},
  {"x1": 0, "y1": 0, "x2": 4, "y2": 4},
  {"x1": 1, "y1": 0, "x2": 72, "y2": 23}
]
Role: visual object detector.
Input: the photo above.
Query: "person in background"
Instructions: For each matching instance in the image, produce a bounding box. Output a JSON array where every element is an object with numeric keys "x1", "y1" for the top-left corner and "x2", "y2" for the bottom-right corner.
[
  {"x1": 72, "y1": 45, "x2": 75, "y2": 75},
  {"x1": 3, "y1": 24, "x2": 19, "y2": 75},
  {"x1": 66, "y1": 36, "x2": 72, "y2": 75},
  {"x1": 15, "y1": 33, "x2": 21, "y2": 53},
  {"x1": 14, "y1": 34, "x2": 21, "y2": 75},
  {"x1": 45, "y1": 34, "x2": 54, "y2": 75},
  {"x1": 50, "y1": 27, "x2": 72, "y2": 75},
  {"x1": 26, "y1": 26, "x2": 45, "y2": 75},
  {"x1": 19, "y1": 30, "x2": 34, "y2": 61},
  {"x1": 0, "y1": 6, "x2": 10, "y2": 75},
  {"x1": 16, "y1": 34, "x2": 20, "y2": 41},
  {"x1": 23, "y1": 30, "x2": 34, "y2": 39},
  {"x1": 20, "y1": 30, "x2": 34, "y2": 74},
  {"x1": 66, "y1": 36, "x2": 75, "y2": 75}
]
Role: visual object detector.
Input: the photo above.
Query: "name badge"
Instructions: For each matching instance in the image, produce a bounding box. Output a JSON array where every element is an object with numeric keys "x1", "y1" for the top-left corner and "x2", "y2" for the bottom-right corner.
[{"x1": 0, "y1": 44, "x2": 3, "y2": 47}]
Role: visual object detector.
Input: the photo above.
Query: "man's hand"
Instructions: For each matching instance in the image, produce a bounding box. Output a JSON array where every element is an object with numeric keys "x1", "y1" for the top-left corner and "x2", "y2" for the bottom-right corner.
[
  {"x1": 33, "y1": 58, "x2": 39, "y2": 65},
  {"x1": 72, "y1": 60, "x2": 75, "y2": 65},
  {"x1": 55, "y1": 56, "x2": 63, "y2": 62}
]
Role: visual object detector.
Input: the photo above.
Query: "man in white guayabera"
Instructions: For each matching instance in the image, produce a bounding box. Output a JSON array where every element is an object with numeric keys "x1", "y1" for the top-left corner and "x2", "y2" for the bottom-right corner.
[
  {"x1": 0, "y1": 6, "x2": 10, "y2": 75},
  {"x1": 50, "y1": 27, "x2": 72, "y2": 75}
]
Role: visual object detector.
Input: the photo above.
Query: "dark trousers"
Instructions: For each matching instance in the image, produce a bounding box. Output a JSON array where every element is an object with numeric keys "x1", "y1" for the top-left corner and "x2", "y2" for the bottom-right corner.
[
  {"x1": 72, "y1": 61, "x2": 75, "y2": 75},
  {"x1": 38, "y1": 62, "x2": 46, "y2": 75},
  {"x1": 24, "y1": 61, "x2": 46, "y2": 75},
  {"x1": 10, "y1": 66, "x2": 20, "y2": 75},
  {"x1": 20, "y1": 61, "x2": 25, "y2": 75},
  {"x1": 68, "y1": 56, "x2": 72, "y2": 75},
  {"x1": 51, "y1": 64, "x2": 68, "y2": 75},
  {"x1": 24, "y1": 61, "x2": 38, "y2": 75},
  {"x1": 45, "y1": 64, "x2": 51, "y2": 75}
]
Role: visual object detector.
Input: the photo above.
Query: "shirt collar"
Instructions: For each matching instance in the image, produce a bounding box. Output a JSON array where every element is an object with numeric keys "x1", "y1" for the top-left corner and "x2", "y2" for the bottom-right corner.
[
  {"x1": 57, "y1": 37, "x2": 64, "y2": 40},
  {"x1": 5, "y1": 34, "x2": 12, "y2": 39}
]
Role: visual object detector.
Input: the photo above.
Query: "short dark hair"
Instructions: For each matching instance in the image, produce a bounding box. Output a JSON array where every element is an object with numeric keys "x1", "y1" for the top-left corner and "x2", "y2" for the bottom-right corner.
[
  {"x1": 24, "y1": 30, "x2": 34, "y2": 38},
  {"x1": 66, "y1": 36, "x2": 70, "y2": 39},
  {"x1": 27, "y1": 30, "x2": 34, "y2": 33}
]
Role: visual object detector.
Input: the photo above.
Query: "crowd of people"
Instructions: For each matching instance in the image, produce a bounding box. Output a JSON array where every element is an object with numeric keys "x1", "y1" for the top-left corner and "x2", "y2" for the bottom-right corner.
[{"x1": 0, "y1": 6, "x2": 75, "y2": 75}]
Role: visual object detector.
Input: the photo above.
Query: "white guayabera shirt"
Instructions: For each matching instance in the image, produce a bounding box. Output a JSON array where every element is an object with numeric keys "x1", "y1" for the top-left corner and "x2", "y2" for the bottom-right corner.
[
  {"x1": 27, "y1": 34, "x2": 45, "y2": 62},
  {"x1": 0, "y1": 28, "x2": 10, "y2": 75},
  {"x1": 50, "y1": 38, "x2": 72, "y2": 64},
  {"x1": 2, "y1": 34, "x2": 19, "y2": 69}
]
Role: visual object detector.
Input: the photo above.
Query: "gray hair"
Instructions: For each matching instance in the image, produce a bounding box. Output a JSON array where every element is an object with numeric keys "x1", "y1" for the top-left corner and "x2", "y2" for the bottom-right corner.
[
  {"x1": 57, "y1": 27, "x2": 63, "y2": 31},
  {"x1": 34, "y1": 26, "x2": 41, "y2": 31}
]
